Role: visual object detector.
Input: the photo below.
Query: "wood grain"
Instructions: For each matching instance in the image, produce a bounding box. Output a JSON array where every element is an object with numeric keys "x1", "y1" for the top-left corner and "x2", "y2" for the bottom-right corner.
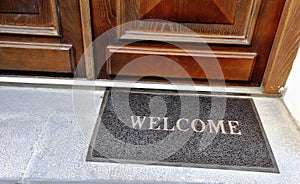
[
  {"x1": 92, "y1": 0, "x2": 285, "y2": 87},
  {"x1": 249, "y1": 0, "x2": 287, "y2": 85},
  {"x1": 80, "y1": 0, "x2": 95, "y2": 79},
  {"x1": 138, "y1": 0, "x2": 238, "y2": 24},
  {"x1": 58, "y1": 0, "x2": 84, "y2": 69},
  {"x1": 0, "y1": 0, "x2": 60, "y2": 36},
  {"x1": 262, "y1": 0, "x2": 300, "y2": 94},
  {"x1": 0, "y1": 0, "x2": 84, "y2": 75},
  {"x1": 90, "y1": 0, "x2": 117, "y2": 38},
  {"x1": 118, "y1": 0, "x2": 261, "y2": 45},
  {"x1": 107, "y1": 46, "x2": 256, "y2": 81},
  {"x1": 0, "y1": 0, "x2": 39, "y2": 14},
  {"x1": 90, "y1": 0, "x2": 117, "y2": 78},
  {"x1": 0, "y1": 42, "x2": 73, "y2": 72}
]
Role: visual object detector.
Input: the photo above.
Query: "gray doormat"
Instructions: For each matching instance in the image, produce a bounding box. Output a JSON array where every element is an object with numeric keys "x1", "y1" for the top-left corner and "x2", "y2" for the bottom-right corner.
[{"x1": 87, "y1": 88, "x2": 278, "y2": 173}]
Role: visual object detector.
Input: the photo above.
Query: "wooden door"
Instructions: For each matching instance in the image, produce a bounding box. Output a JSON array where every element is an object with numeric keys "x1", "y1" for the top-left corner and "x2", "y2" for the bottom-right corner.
[
  {"x1": 0, "y1": 0, "x2": 84, "y2": 76},
  {"x1": 91, "y1": 0, "x2": 285, "y2": 86}
]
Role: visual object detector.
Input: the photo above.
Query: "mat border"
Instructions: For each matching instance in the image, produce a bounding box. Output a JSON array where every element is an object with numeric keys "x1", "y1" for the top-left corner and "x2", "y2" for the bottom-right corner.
[{"x1": 86, "y1": 88, "x2": 279, "y2": 173}]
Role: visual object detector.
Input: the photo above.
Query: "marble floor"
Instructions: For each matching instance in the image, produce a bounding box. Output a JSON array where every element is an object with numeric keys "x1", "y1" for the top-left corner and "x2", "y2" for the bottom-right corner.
[{"x1": 0, "y1": 85, "x2": 299, "y2": 184}]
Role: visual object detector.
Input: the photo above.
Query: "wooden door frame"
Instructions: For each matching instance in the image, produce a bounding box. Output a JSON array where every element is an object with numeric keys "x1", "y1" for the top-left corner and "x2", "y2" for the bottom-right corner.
[
  {"x1": 80, "y1": 0, "x2": 299, "y2": 94},
  {"x1": 262, "y1": 0, "x2": 300, "y2": 94},
  {"x1": 79, "y1": 0, "x2": 95, "y2": 80}
]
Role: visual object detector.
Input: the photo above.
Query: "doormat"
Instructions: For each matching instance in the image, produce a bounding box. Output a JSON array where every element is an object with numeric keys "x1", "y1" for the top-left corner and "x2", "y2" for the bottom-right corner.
[{"x1": 87, "y1": 88, "x2": 278, "y2": 173}]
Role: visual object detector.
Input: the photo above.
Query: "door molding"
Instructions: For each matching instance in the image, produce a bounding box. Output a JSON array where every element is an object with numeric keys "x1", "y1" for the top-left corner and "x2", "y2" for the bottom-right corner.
[
  {"x1": 117, "y1": 0, "x2": 261, "y2": 45},
  {"x1": 80, "y1": 0, "x2": 95, "y2": 79},
  {"x1": 262, "y1": 0, "x2": 300, "y2": 94}
]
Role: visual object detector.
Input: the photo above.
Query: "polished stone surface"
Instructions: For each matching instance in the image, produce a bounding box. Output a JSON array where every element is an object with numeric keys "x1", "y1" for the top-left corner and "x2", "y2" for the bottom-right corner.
[
  {"x1": 88, "y1": 89, "x2": 277, "y2": 172},
  {"x1": 0, "y1": 86, "x2": 299, "y2": 184}
]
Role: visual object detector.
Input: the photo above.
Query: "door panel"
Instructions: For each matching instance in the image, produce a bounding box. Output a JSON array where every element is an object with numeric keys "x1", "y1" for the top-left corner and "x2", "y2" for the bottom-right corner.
[
  {"x1": 0, "y1": 0, "x2": 39, "y2": 14},
  {"x1": 0, "y1": 0, "x2": 60, "y2": 36},
  {"x1": 0, "y1": 0, "x2": 84, "y2": 74},
  {"x1": 108, "y1": 45, "x2": 256, "y2": 81},
  {"x1": 118, "y1": 0, "x2": 261, "y2": 45},
  {"x1": 138, "y1": 0, "x2": 238, "y2": 24},
  {"x1": 0, "y1": 42, "x2": 73, "y2": 72}
]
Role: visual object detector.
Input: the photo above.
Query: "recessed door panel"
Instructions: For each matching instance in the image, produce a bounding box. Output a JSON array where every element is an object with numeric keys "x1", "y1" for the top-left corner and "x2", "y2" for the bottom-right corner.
[
  {"x1": 108, "y1": 45, "x2": 257, "y2": 81},
  {"x1": 0, "y1": 0, "x2": 39, "y2": 14},
  {"x1": 138, "y1": 0, "x2": 238, "y2": 24},
  {"x1": 0, "y1": 0, "x2": 60, "y2": 36},
  {"x1": 118, "y1": 0, "x2": 261, "y2": 45}
]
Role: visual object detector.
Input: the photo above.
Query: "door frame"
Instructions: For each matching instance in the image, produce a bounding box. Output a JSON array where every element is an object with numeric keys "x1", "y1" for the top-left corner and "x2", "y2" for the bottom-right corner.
[
  {"x1": 80, "y1": 0, "x2": 300, "y2": 94},
  {"x1": 261, "y1": 0, "x2": 300, "y2": 94}
]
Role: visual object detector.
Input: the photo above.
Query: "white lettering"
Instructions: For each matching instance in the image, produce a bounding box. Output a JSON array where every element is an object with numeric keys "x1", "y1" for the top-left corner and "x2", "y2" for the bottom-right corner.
[
  {"x1": 149, "y1": 117, "x2": 161, "y2": 130},
  {"x1": 208, "y1": 120, "x2": 227, "y2": 134},
  {"x1": 191, "y1": 119, "x2": 206, "y2": 132},
  {"x1": 176, "y1": 118, "x2": 189, "y2": 132},
  {"x1": 131, "y1": 116, "x2": 241, "y2": 135},
  {"x1": 228, "y1": 121, "x2": 242, "y2": 135},
  {"x1": 131, "y1": 116, "x2": 147, "y2": 129},
  {"x1": 163, "y1": 117, "x2": 175, "y2": 131}
]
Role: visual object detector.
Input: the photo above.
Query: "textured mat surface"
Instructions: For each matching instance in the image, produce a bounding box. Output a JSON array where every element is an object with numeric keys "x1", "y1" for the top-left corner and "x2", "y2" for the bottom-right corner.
[{"x1": 87, "y1": 89, "x2": 278, "y2": 173}]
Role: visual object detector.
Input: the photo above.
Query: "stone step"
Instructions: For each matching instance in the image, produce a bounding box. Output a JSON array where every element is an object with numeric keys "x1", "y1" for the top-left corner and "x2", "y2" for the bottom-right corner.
[{"x1": 0, "y1": 86, "x2": 299, "y2": 184}]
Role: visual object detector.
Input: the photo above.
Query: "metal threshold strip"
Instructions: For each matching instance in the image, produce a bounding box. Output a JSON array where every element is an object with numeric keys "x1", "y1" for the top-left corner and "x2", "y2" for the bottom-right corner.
[{"x1": 0, "y1": 75, "x2": 277, "y2": 97}]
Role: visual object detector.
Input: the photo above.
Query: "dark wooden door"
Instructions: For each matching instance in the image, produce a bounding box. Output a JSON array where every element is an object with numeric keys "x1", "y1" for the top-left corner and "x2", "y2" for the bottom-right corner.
[
  {"x1": 0, "y1": 0, "x2": 84, "y2": 75},
  {"x1": 91, "y1": 0, "x2": 285, "y2": 86}
]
